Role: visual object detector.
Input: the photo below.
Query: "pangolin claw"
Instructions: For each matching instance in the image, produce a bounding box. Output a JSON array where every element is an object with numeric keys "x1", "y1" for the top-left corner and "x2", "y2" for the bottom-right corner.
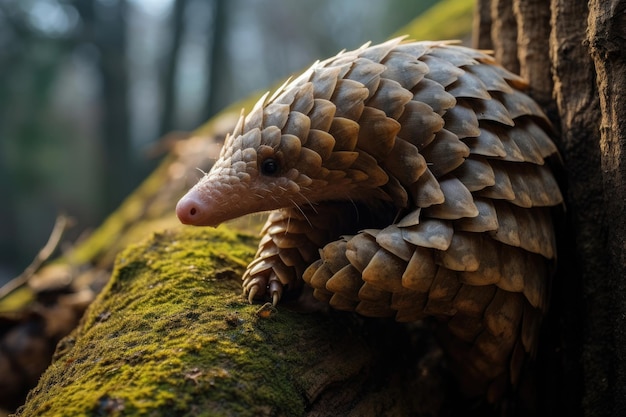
[
  {"x1": 268, "y1": 279, "x2": 284, "y2": 306},
  {"x1": 247, "y1": 286, "x2": 258, "y2": 304}
]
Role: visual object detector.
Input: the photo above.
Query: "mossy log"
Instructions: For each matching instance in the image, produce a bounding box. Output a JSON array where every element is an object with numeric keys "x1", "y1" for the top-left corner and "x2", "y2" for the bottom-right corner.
[{"x1": 16, "y1": 227, "x2": 448, "y2": 417}]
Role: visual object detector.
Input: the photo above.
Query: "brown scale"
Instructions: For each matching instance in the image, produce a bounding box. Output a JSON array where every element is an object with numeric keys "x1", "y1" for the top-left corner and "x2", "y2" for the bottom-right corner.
[{"x1": 176, "y1": 37, "x2": 564, "y2": 401}]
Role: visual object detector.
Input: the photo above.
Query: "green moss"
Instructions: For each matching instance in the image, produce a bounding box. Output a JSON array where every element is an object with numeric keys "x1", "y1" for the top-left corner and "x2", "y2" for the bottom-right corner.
[
  {"x1": 395, "y1": 0, "x2": 474, "y2": 41},
  {"x1": 18, "y1": 226, "x2": 371, "y2": 417},
  {"x1": 0, "y1": 286, "x2": 35, "y2": 313}
]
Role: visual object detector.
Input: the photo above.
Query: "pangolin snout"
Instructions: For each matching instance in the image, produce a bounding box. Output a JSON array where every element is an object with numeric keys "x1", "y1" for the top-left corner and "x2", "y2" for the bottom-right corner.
[{"x1": 176, "y1": 192, "x2": 208, "y2": 226}]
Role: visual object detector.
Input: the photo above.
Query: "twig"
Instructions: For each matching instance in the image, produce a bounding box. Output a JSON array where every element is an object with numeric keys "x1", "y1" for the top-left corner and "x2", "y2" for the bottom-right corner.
[{"x1": 0, "y1": 214, "x2": 72, "y2": 300}]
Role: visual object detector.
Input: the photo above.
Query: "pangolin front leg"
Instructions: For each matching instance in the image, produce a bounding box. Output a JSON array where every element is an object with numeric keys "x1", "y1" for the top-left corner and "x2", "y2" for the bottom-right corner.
[
  {"x1": 176, "y1": 37, "x2": 563, "y2": 399},
  {"x1": 240, "y1": 202, "x2": 389, "y2": 304}
]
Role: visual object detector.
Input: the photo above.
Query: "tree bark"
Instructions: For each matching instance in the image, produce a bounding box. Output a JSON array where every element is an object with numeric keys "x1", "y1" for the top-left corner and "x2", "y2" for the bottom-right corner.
[
  {"x1": 490, "y1": 0, "x2": 519, "y2": 73},
  {"x1": 483, "y1": 0, "x2": 626, "y2": 415},
  {"x1": 586, "y1": 0, "x2": 626, "y2": 412},
  {"x1": 512, "y1": 0, "x2": 554, "y2": 117},
  {"x1": 472, "y1": 0, "x2": 493, "y2": 49},
  {"x1": 549, "y1": 0, "x2": 604, "y2": 415}
]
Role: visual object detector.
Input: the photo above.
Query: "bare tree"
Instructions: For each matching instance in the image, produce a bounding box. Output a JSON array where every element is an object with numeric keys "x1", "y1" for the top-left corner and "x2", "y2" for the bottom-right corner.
[
  {"x1": 159, "y1": 0, "x2": 188, "y2": 136},
  {"x1": 75, "y1": 0, "x2": 133, "y2": 214},
  {"x1": 203, "y1": 0, "x2": 230, "y2": 119}
]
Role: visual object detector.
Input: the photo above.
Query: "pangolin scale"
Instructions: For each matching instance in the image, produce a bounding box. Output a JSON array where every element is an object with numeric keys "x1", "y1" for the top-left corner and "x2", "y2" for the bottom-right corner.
[{"x1": 176, "y1": 37, "x2": 563, "y2": 400}]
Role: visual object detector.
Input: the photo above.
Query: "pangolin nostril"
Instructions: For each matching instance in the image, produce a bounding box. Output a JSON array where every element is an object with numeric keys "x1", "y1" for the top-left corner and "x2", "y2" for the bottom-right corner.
[{"x1": 176, "y1": 194, "x2": 203, "y2": 225}]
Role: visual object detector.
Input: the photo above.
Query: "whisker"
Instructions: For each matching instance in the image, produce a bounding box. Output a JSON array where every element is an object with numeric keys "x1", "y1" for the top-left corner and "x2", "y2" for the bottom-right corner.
[
  {"x1": 269, "y1": 196, "x2": 281, "y2": 211},
  {"x1": 289, "y1": 198, "x2": 313, "y2": 228},
  {"x1": 347, "y1": 197, "x2": 361, "y2": 223},
  {"x1": 392, "y1": 208, "x2": 403, "y2": 224},
  {"x1": 195, "y1": 167, "x2": 208, "y2": 178},
  {"x1": 296, "y1": 191, "x2": 318, "y2": 214}
]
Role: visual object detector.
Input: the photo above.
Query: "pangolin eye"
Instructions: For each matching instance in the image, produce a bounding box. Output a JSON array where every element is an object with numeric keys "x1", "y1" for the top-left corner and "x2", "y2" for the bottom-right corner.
[{"x1": 260, "y1": 158, "x2": 279, "y2": 175}]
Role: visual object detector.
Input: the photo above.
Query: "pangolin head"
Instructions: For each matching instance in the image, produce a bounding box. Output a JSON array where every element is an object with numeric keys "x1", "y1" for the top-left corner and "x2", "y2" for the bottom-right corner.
[
  {"x1": 176, "y1": 81, "x2": 393, "y2": 226},
  {"x1": 176, "y1": 116, "x2": 328, "y2": 226}
]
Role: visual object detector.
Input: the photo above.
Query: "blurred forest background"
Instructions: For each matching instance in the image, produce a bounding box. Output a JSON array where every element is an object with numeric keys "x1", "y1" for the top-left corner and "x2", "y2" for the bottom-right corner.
[{"x1": 0, "y1": 0, "x2": 447, "y2": 285}]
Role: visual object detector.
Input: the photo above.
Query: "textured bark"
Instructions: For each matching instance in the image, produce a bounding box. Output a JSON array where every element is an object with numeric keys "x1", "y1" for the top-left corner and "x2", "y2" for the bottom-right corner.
[
  {"x1": 473, "y1": 0, "x2": 493, "y2": 50},
  {"x1": 512, "y1": 0, "x2": 556, "y2": 120},
  {"x1": 490, "y1": 0, "x2": 520, "y2": 73},
  {"x1": 586, "y1": 0, "x2": 626, "y2": 413},
  {"x1": 484, "y1": 0, "x2": 626, "y2": 415},
  {"x1": 549, "y1": 1, "x2": 602, "y2": 415}
]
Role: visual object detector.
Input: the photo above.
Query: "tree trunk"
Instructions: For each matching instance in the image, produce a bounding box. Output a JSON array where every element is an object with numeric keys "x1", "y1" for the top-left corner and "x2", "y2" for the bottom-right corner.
[
  {"x1": 74, "y1": 0, "x2": 135, "y2": 216},
  {"x1": 585, "y1": 0, "x2": 626, "y2": 412},
  {"x1": 204, "y1": 0, "x2": 230, "y2": 119},
  {"x1": 482, "y1": 0, "x2": 626, "y2": 415},
  {"x1": 159, "y1": 0, "x2": 188, "y2": 136}
]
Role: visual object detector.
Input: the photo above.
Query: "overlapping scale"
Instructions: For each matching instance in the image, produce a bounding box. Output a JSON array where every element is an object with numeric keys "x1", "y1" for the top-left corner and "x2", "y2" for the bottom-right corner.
[
  {"x1": 464, "y1": 63, "x2": 515, "y2": 94},
  {"x1": 419, "y1": 129, "x2": 470, "y2": 177},
  {"x1": 344, "y1": 58, "x2": 386, "y2": 96},
  {"x1": 447, "y1": 70, "x2": 492, "y2": 100},
  {"x1": 331, "y1": 79, "x2": 368, "y2": 120},
  {"x1": 442, "y1": 101, "x2": 481, "y2": 138},
  {"x1": 365, "y1": 78, "x2": 414, "y2": 119},
  {"x1": 382, "y1": 139, "x2": 427, "y2": 186},
  {"x1": 411, "y1": 78, "x2": 457, "y2": 115},
  {"x1": 452, "y1": 156, "x2": 496, "y2": 191},
  {"x1": 424, "y1": 176, "x2": 479, "y2": 220},
  {"x1": 379, "y1": 51, "x2": 429, "y2": 89},
  {"x1": 397, "y1": 100, "x2": 444, "y2": 149},
  {"x1": 421, "y1": 55, "x2": 465, "y2": 87}
]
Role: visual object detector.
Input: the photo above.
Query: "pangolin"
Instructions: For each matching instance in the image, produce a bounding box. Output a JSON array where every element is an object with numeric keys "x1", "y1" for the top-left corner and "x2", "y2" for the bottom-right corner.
[{"x1": 176, "y1": 37, "x2": 563, "y2": 399}]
